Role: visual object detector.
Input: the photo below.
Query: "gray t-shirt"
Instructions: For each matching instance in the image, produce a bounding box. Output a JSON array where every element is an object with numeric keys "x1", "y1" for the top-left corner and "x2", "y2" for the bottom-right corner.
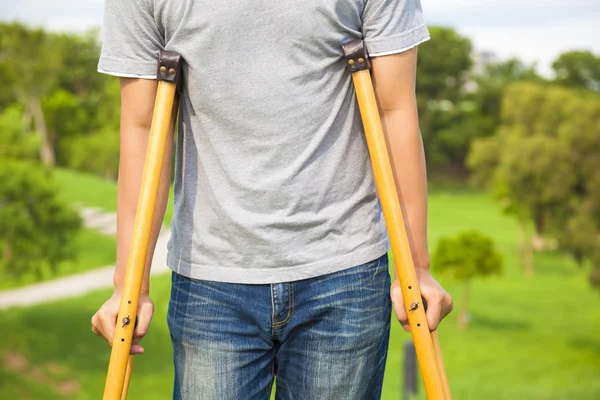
[{"x1": 99, "y1": 0, "x2": 429, "y2": 284}]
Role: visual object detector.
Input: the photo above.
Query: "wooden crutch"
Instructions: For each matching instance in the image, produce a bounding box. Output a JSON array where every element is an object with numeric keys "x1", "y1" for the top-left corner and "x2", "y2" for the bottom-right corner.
[
  {"x1": 342, "y1": 39, "x2": 452, "y2": 399},
  {"x1": 102, "y1": 50, "x2": 181, "y2": 400}
]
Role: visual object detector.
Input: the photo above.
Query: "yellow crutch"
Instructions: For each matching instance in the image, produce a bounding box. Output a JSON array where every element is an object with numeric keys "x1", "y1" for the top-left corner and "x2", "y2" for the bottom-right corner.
[
  {"x1": 341, "y1": 39, "x2": 452, "y2": 400},
  {"x1": 102, "y1": 50, "x2": 181, "y2": 400}
]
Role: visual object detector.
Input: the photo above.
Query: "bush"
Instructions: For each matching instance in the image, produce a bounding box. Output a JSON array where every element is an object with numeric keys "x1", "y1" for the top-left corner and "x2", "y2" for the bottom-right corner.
[
  {"x1": 65, "y1": 128, "x2": 120, "y2": 180},
  {"x1": 433, "y1": 230, "x2": 502, "y2": 329},
  {"x1": 0, "y1": 160, "x2": 82, "y2": 281},
  {"x1": 0, "y1": 104, "x2": 40, "y2": 160}
]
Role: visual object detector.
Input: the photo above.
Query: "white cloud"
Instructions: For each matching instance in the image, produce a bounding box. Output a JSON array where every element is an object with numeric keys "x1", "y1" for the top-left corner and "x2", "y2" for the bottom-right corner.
[
  {"x1": 425, "y1": 0, "x2": 600, "y2": 26},
  {"x1": 422, "y1": 0, "x2": 600, "y2": 76}
]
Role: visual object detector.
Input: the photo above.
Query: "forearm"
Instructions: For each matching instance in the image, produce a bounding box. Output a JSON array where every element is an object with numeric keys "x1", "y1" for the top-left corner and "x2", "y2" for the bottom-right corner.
[
  {"x1": 382, "y1": 104, "x2": 430, "y2": 271},
  {"x1": 113, "y1": 78, "x2": 177, "y2": 295},
  {"x1": 113, "y1": 128, "x2": 173, "y2": 295}
]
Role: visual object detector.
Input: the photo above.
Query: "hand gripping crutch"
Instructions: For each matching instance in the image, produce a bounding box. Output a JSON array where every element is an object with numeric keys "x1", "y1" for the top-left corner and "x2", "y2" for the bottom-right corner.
[
  {"x1": 341, "y1": 39, "x2": 452, "y2": 400},
  {"x1": 102, "y1": 50, "x2": 181, "y2": 400}
]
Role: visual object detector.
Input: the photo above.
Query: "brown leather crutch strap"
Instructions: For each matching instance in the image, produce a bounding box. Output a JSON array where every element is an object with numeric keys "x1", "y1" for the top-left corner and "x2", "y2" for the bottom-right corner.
[
  {"x1": 157, "y1": 50, "x2": 182, "y2": 86},
  {"x1": 341, "y1": 38, "x2": 451, "y2": 400},
  {"x1": 341, "y1": 37, "x2": 371, "y2": 72}
]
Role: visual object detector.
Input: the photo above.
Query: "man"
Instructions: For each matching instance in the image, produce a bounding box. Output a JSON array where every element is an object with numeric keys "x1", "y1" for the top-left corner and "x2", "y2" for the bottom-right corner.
[{"x1": 92, "y1": 0, "x2": 453, "y2": 398}]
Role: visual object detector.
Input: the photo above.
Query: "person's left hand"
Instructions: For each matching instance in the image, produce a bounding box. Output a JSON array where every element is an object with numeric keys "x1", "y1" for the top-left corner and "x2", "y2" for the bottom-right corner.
[{"x1": 390, "y1": 268, "x2": 453, "y2": 332}]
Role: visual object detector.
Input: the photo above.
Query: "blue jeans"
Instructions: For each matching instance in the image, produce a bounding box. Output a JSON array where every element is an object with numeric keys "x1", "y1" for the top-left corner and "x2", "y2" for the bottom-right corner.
[{"x1": 167, "y1": 254, "x2": 391, "y2": 399}]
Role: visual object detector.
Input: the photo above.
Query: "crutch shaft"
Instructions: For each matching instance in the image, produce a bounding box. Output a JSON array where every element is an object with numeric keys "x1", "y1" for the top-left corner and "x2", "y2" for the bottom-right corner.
[
  {"x1": 103, "y1": 51, "x2": 181, "y2": 400},
  {"x1": 120, "y1": 356, "x2": 134, "y2": 400},
  {"x1": 342, "y1": 39, "x2": 450, "y2": 399}
]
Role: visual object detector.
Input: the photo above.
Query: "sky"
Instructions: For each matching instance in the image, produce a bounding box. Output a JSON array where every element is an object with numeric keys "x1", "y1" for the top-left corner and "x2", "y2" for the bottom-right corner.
[{"x1": 1, "y1": 0, "x2": 599, "y2": 77}]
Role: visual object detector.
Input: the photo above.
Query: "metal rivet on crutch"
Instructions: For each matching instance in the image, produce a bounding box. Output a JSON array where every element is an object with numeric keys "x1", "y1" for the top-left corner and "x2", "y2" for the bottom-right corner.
[
  {"x1": 409, "y1": 302, "x2": 419, "y2": 311},
  {"x1": 358, "y1": 57, "x2": 364, "y2": 64},
  {"x1": 160, "y1": 66, "x2": 167, "y2": 73},
  {"x1": 348, "y1": 59, "x2": 355, "y2": 65},
  {"x1": 121, "y1": 316, "x2": 131, "y2": 328},
  {"x1": 169, "y1": 68, "x2": 176, "y2": 74}
]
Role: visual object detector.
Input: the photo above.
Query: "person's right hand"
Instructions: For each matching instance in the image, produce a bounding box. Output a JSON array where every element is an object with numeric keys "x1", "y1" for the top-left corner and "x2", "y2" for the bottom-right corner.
[{"x1": 91, "y1": 291, "x2": 154, "y2": 355}]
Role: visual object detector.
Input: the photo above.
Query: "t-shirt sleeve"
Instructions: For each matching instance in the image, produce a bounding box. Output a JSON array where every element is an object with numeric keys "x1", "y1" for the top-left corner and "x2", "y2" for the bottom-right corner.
[
  {"x1": 97, "y1": 0, "x2": 164, "y2": 78},
  {"x1": 362, "y1": 0, "x2": 430, "y2": 57}
]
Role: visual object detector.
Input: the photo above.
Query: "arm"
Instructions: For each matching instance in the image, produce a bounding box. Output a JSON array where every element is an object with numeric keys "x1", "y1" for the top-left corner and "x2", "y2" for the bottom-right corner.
[
  {"x1": 92, "y1": 78, "x2": 177, "y2": 354},
  {"x1": 370, "y1": 48, "x2": 452, "y2": 331},
  {"x1": 114, "y1": 77, "x2": 176, "y2": 295}
]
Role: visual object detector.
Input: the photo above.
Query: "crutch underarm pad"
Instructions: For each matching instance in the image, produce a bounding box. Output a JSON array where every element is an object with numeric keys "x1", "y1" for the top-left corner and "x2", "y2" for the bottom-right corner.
[
  {"x1": 341, "y1": 38, "x2": 370, "y2": 72},
  {"x1": 157, "y1": 50, "x2": 182, "y2": 85}
]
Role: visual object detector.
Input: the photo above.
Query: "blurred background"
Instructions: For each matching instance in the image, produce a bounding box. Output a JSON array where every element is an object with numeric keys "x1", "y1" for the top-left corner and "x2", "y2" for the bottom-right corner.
[{"x1": 0, "y1": 1, "x2": 599, "y2": 399}]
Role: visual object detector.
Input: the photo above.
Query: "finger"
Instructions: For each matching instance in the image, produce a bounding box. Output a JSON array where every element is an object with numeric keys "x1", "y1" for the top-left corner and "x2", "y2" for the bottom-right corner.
[
  {"x1": 130, "y1": 338, "x2": 145, "y2": 355},
  {"x1": 440, "y1": 292, "x2": 454, "y2": 321},
  {"x1": 91, "y1": 314, "x2": 106, "y2": 338},
  {"x1": 130, "y1": 300, "x2": 154, "y2": 355},
  {"x1": 133, "y1": 301, "x2": 154, "y2": 339},
  {"x1": 390, "y1": 281, "x2": 411, "y2": 332},
  {"x1": 423, "y1": 291, "x2": 444, "y2": 331},
  {"x1": 92, "y1": 324, "x2": 103, "y2": 338},
  {"x1": 99, "y1": 309, "x2": 119, "y2": 346}
]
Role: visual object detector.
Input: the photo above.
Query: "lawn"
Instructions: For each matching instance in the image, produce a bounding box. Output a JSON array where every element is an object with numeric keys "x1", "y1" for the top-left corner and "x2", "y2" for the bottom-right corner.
[
  {"x1": 0, "y1": 186, "x2": 598, "y2": 399},
  {"x1": 0, "y1": 228, "x2": 116, "y2": 290},
  {"x1": 53, "y1": 168, "x2": 175, "y2": 225}
]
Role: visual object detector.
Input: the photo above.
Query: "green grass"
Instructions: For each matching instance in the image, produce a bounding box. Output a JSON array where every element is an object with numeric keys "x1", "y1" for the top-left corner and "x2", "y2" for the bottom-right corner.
[
  {"x1": 0, "y1": 188, "x2": 599, "y2": 399},
  {"x1": 0, "y1": 229, "x2": 116, "y2": 290},
  {"x1": 54, "y1": 168, "x2": 119, "y2": 213},
  {"x1": 53, "y1": 168, "x2": 175, "y2": 225}
]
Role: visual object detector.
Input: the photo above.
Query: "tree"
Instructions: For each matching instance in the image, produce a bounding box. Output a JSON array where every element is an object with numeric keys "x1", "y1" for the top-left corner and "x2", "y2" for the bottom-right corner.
[
  {"x1": 0, "y1": 22, "x2": 62, "y2": 165},
  {"x1": 470, "y1": 58, "x2": 541, "y2": 133},
  {"x1": 0, "y1": 23, "x2": 116, "y2": 172},
  {"x1": 416, "y1": 26, "x2": 473, "y2": 170},
  {"x1": 415, "y1": 30, "x2": 542, "y2": 174},
  {"x1": 552, "y1": 51, "x2": 600, "y2": 92},
  {"x1": 0, "y1": 161, "x2": 82, "y2": 282},
  {"x1": 433, "y1": 231, "x2": 502, "y2": 329},
  {"x1": 0, "y1": 104, "x2": 40, "y2": 160},
  {"x1": 417, "y1": 26, "x2": 473, "y2": 105},
  {"x1": 42, "y1": 89, "x2": 88, "y2": 165},
  {"x1": 468, "y1": 82, "x2": 600, "y2": 285}
]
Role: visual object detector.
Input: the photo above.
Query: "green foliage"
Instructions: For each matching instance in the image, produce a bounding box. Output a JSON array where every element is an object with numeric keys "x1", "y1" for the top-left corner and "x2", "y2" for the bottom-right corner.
[
  {"x1": 468, "y1": 82, "x2": 600, "y2": 286},
  {"x1": 0, "y1": 105, "x2": 40, "y2": 160},
  {"x1": 417, "y1": 26, "x2": 473, "y2": 104},
  {"x1": 495, "y1": 132, "x2": 575, "y2": 234},
  {"x1": 416, "y1": 29, "x2": 542, "y2": 171},
  {"x1": 416, "y1": 27, "x2": 474, "y2": 168},
  {"x1": 0, "y1": 22, "x2": 120, "y2": 173},
  {"x1": 0, "y1": 160, "x2": 82, "y2": 281},
  {"x1": 552, "y1": 50, "x2": 600, "y2": 91},
  {"x1": 433, "y1": 230, "x2": 502, "y2": 281},
  {"x1": 42, "y1": 89, "x2": 87, "y2": 164},
  {"x1": 0, "y1": 22, "x2": 60, "y2": 101},
  {"x1": 65, "y1": 128, "x2": 120, "y2": 179}
]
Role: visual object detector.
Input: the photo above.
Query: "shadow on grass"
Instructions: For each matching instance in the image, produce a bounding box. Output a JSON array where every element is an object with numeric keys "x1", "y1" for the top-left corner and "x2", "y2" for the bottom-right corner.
[
  {"x1": 569, "y1": 337, "x2": 600, "y2": 355},
  {"x1": 0, "y1": 281, "x2": 174, "y2": 399},
  {"x1": 469, "y1": 312, "x2": 530, "y2": 331},
  {"x1": 534, "y1": 250, "x2": 581, "y2": 277}
]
